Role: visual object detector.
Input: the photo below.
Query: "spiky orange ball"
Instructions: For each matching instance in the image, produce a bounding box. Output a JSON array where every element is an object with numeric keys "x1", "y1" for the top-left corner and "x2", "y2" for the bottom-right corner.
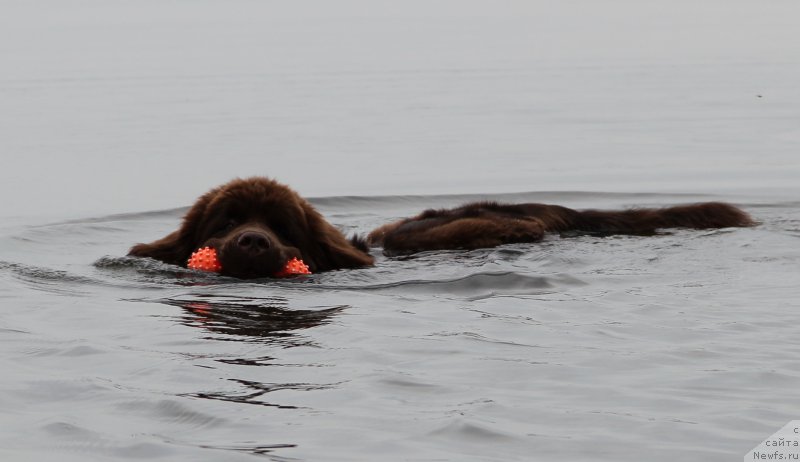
[
  {"x1": 187, "y1": 247, "x2": 222, "y2": 272},
  {"x1": 274, "y1": 257, "x2": 311, "y2": 278}
]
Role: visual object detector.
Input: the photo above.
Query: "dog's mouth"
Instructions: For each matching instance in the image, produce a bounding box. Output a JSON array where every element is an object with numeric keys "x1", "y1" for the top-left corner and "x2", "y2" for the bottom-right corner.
[
  {"x1": 188, "y1": 243, "x2": 309, "y2": 279},
  {"x1": 218, "y1": 248, "x2": 289, "y2": 279},
  {"x1": 222, "y1": 264, "x2": 280, "y2": 279},
  {"x1": 223, "y1": 260, "x2": 311, "y2": 279}
]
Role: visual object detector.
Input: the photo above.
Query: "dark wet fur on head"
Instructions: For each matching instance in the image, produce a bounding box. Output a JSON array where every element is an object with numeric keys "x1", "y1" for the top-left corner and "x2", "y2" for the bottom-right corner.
[
  {"x1": 129, "y1": 177, "x2": 374, "y2": 278},
  {"x1": 367, "y1": 200, "x2": 754, "y2": 256}
]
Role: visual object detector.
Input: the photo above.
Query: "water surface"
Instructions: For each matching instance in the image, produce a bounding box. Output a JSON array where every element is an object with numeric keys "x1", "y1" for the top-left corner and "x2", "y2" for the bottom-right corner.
[
  {"x1": 2, "y1": 192, "x2": 799, "y2": 461},
  {"x1": 2, "y1": 1, "x2": 800, "y2": 460}
]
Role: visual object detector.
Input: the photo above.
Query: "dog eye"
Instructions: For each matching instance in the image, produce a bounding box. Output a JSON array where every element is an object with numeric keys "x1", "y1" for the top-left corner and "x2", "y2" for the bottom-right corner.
[{"x1": 221, "y1": 219, "x2": 238, "y2": 232}]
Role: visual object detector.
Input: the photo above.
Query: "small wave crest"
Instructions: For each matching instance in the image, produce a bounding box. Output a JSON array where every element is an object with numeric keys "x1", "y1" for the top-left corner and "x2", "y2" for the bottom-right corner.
[
  {"x1": 318, "y1": 271, "x2": 585, "y2": 300},
  {"x1": 93, "y1": 256, "x2": 231, "y2": 286},
  {"x1": 0, "y1": 260, "x2": 99, "y2": 295}
]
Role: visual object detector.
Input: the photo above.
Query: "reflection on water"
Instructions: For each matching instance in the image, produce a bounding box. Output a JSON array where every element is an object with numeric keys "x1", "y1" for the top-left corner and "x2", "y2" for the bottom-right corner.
[
  {"x1": 186, "y1": 378, "x2": 338, "y2": 410},
  {"x1": 145, "y1": 295, "x2": 347, "y2": 416},
  {"x1": 157, "y1": 295, "x2": 346, "y2": 346},
  {"x1": 196, "y1": 442, "x2": 298, "y2": 458}
]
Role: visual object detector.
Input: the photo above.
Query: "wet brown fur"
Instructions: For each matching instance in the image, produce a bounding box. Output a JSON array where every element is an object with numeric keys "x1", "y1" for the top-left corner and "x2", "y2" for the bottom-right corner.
[
  {"x1": 129, "y1": 177, "x2": 373, "y2": 278},
  {"x1": 368, "y1": 201, "x2": 754, "y2": 256}
]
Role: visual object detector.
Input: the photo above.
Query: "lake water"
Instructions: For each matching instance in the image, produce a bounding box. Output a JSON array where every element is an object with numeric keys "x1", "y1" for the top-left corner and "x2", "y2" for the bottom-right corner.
[{"x1": 1, "y1": 1, "x2": 799, "y2": 461}]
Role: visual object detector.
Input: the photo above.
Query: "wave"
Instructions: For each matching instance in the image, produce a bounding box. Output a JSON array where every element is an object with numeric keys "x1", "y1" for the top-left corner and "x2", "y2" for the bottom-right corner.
[
  {"x1": 0, "y1": 260, "x2": 102, "y2": 296},
  {"x1": 313, "y1": 271, "x2": 586, "y2": 300},
  {"x1": 0, "y1": 261, "x2": 97, "y2": 285},
  {"x1": 0, "y1": 257, "x2": 232, "y2": 292},
  {"x1": 3, "y1": 253, "x2": 584, "y2": 302}
]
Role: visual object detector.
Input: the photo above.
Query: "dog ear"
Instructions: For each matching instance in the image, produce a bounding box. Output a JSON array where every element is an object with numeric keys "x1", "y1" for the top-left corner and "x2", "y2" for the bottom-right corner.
[
  {"x1": 298, "y1": 203, "x2": 374, "y2": 272},
  {"x1": 128, "y1": 229, "x2": 194, "y2": 266},
  {"x1": 128, "y1": 187, "x2": 219, "y2": 267}
]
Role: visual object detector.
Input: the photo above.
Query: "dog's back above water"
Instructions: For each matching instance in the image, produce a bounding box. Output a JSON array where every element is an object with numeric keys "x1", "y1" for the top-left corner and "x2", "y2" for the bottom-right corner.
[{"x1": 367, "y1": 200, "x2": 754, "y2": 256}]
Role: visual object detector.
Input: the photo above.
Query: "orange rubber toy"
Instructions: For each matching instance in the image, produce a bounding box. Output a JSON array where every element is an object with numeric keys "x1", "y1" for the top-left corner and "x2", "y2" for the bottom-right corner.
[
  {"x1": 274, "y1": 257, "x2": 312, "y2": 278},
  {"x1": 187, "y1": 247, "x2": 222, "y2": 272},
  {"x1": 187, "y1": 247, "x2": 311, "y2": 278}
]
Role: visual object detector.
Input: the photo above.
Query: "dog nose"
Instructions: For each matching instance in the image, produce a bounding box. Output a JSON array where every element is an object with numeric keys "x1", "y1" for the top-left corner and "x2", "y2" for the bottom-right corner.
[{"x1": 236, "y1": 231, "x2": 271, "y2": 253}]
